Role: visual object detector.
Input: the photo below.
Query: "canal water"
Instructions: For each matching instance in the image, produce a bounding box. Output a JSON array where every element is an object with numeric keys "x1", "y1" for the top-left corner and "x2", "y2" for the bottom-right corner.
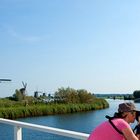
[{"x1": 0, "y1": 99, "x2": 139, "y2": 140}]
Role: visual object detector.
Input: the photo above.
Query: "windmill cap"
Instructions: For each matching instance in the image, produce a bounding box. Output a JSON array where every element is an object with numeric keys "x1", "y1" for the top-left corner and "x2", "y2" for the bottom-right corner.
[{"x1": 118, "y1": 102, "x2": 139, "y2": 112}]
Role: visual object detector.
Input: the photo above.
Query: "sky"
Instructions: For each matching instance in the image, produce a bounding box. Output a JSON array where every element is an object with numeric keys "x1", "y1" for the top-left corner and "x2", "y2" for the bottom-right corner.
[{"x1": 0, "y1": 0, "x2": 140, "y2": 97}]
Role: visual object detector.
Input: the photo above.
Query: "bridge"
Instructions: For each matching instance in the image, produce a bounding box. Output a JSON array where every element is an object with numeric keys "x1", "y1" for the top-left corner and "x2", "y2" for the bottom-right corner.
[{"x1": 0, "y1": 118, "x2": 89, "y2": 140}]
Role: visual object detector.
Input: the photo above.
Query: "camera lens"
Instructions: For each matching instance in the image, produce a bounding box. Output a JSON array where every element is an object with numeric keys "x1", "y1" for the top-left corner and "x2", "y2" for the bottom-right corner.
[{"x1": 136, "y1": 111, "x2": 140, "y2": 121}]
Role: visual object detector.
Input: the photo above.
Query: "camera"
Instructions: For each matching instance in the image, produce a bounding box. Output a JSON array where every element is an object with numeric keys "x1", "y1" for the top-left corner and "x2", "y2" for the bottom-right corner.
[
  {"x1": 136, "y1": 111, "x2": 140, "y2": 122},
  {"x1": 134, "y1": 111, "x2": 140, "y2": 135}
]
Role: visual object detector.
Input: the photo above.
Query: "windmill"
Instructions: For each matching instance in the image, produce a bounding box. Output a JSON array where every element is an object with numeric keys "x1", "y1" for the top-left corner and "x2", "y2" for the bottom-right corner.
[
  {"x1": 20, "y1": 81, "x2": 27, "y2": 96},
  {"x1": 34, "y1": 90, "x2": 45, "y2": 98}
]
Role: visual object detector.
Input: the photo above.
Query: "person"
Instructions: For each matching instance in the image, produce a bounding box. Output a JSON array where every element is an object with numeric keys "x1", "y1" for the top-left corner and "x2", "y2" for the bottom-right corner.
[
  {"x1": 88, "y1": 102, "x2": 139, "y2": 140},
  {"x1": 133, "y1": 111, "x2": 140, "y2": 140}
]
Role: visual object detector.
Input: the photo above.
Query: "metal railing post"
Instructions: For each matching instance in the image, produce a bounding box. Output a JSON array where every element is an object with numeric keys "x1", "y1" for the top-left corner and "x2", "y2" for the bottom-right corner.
[
  {"x1": 14, "y1": 126, "x2": 22, "y2": 140},
  {"x1": 0, "y1": 118, "x2": 89, "y2": 139}
]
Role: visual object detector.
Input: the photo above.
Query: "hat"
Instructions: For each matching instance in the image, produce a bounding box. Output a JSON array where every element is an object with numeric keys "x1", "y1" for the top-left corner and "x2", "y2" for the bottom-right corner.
[{"x1": 118, "y1": 102, "x2": 139, "y2": 113}]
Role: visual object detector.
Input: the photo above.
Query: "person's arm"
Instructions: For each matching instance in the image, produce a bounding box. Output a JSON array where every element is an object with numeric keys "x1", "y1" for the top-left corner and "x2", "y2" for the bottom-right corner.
[
  {"x1": 122, "y1": 127, "x2": 138, "y2": 140},
  {"x1": 136, "y1": 134, "x2": 140, "y2": 140}
]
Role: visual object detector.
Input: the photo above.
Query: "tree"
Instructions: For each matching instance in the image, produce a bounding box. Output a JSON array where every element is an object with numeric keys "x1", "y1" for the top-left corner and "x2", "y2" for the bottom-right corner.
[
  {"x1": 54, "y1": 87, "x2": 79, "y2": 103},
  {"x1": 77, "y1": 89, "x2": 95, "y2": 103},
  {"x1": 54, "y1": 87, "x2": 95, "y2": 104},
  {"x1": 133, "y1": 90, "x2": 140, "y2": 99},
  {"x1": 64, "y1": 88, "x2": 79, "y2": 103},
  {"x1": 13, "y1": 89, "x2": 24, "y2": 101}
]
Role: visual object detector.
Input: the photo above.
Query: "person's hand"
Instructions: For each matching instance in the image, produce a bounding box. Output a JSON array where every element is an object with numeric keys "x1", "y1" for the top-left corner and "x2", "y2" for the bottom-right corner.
[{"x1": 136, "y1": 134, "x2": 140, "y2": 140}]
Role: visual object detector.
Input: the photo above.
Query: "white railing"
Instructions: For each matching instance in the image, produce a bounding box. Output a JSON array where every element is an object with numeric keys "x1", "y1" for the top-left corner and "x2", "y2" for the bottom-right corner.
[{"x1": 0, "y1": 118, "x2": 89, "y2": 140}]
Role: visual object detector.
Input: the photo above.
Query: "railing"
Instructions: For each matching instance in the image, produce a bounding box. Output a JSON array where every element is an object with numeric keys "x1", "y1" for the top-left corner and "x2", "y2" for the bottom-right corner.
[{"x1": 0, "y1": 118, "x2": 89, "y2": 140}]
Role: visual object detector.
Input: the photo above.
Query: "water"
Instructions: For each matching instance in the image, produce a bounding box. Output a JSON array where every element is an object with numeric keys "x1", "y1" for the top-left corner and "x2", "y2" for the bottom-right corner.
[{"x1": 0, "y1": 99, "x2": 139, "y2": 140}]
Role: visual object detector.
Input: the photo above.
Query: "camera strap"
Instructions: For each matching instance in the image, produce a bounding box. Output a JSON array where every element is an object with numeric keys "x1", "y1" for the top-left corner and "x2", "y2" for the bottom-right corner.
[
  {"x1": 133, "y1": 124, "x2": 140, "y2": 134},
  {"x1": 106, "y1": 115, "x2": 123, "y2": 135}
]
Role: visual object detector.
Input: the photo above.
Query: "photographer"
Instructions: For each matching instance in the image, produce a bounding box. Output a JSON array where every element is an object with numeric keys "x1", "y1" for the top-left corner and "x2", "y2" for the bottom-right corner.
[
  {"x1": 88, "y1": 102, "x2": 139, "y2": 140},
  {"x1": 134, "y1": 111, "x2": 140, "y2": 140}
]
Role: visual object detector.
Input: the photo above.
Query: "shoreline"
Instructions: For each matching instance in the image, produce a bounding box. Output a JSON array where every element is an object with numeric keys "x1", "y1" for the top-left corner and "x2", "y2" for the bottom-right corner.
[{"x1": 0, "y1": 99, "x2": 109, "y2": 120}]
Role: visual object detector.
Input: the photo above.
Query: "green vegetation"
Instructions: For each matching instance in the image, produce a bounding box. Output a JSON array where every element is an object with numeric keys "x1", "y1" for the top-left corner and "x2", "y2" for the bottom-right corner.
[
  {"x1": 54, "y1": 87, "x2": 97, "y2": 103},
  {"x1": 0, "y1": 99, "x2": 108, "y2": 119},
  {"x1": 132, "y1": 90, "x2": 140, "y2": 102},
  {"x1": 0, "y1": 87, "x2": 109, "y2": 119},
  {"x1": 133, "y1": 90, "x2": 140, "y2": 99}
]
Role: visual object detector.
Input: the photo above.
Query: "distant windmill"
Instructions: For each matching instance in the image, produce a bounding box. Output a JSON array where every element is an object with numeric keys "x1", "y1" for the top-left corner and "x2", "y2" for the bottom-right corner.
[
  {"x1": 34, "y1": 90, "x2": 44, "y2": 98},
  {"x1": 20, "y1": 81, "x2": 27, "y2": 96}
]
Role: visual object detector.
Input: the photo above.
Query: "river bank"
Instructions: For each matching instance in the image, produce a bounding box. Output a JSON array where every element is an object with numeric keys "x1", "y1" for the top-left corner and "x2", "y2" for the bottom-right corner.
[{"x1": 0, "y1": 98, "x2": 109, "y2": 119}]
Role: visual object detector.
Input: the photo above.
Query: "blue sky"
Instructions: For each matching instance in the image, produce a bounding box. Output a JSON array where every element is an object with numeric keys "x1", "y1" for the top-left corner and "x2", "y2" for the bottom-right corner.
[{"x1": 0, "y1": 0, "x2": 140, "y2": 97}]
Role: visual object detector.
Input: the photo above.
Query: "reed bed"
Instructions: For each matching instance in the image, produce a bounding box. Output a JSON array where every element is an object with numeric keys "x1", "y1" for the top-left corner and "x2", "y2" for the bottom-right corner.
[{"x1": 0, "y1": 98, "x2": 109, "y2": 119}]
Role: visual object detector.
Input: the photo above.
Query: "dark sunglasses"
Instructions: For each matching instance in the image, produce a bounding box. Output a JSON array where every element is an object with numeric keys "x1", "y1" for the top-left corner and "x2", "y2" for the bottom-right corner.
[{"x1": 129, "y1": 111, "x2": 136, "y2": 115}]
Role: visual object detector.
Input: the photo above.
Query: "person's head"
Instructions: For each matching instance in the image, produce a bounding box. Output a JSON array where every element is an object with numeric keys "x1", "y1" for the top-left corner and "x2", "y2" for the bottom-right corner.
[{"x1": 118, "y1": 102, "x2": 139, "y2": 123}]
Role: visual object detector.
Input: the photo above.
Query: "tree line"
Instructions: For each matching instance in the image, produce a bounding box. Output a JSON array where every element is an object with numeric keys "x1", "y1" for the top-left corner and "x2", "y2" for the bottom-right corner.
[
  {"x1": 8, "y1": 87, "x2": 96, "y2": 104},
  {"x1": 0, "y1": 87, "x2": 109, "y2": 119}
]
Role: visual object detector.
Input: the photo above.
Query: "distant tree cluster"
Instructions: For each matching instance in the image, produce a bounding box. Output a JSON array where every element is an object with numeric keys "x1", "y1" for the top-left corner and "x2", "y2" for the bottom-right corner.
[
  {"x1": 13, "y1": 89, "x2": 26, "y2": 101},
  {"x1": 10, "y1": 87, "x2": 96, "y2": 104},
  {"x1": 11, "y1": 81, "x2": 28, "y2": 102},
  {"x1": 11, "y1": 89, "x2": 35, "y2": 106},
  {"x1": 54, "y1": 87, "x2": 95, "y2": 103},
  {"x1": 133, "y1": 90, "x2": 140, "y2": 99}
]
